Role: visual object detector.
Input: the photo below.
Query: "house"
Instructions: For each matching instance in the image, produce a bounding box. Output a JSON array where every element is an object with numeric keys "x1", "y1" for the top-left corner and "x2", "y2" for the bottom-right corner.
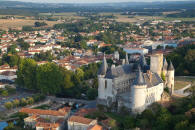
[
  {"x1": 0, "y1": 71, "x2": 17, "y2": 82},
  {"x1": 68, "y1": 116, "x2": 97, "y2": 130},
  {"x1": 123, "y1": 48, "x2": 148, "y2": 55},
  {"x1": 20, "y1": 107, "x2": 71, "y2": 130},
  {"x1": 98, "y1": 43, "x2": 112, "y2": 48},
  {"x1": 88, "y1": 124, "x2": 103, "y2": 130}
]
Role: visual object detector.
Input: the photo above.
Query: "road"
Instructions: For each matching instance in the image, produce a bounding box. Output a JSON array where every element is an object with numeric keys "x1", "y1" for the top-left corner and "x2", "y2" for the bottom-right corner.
[{"x1": 174, "y1": 84, "x2": 192, "y2": 97}]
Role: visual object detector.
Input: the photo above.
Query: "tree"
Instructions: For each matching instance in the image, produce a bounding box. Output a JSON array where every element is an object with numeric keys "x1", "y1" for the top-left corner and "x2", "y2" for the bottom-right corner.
[
  {"x1": 4, "y1": 122, "x2": 15, "y2": 130},
  {"x1": 7, "y1": 44, "x2": 17, "y2": 54},
  {"x1": 75, "y1": 68, "x2": 84, "y2": 79},
  {"x1": 1, "y1": 90, "x2": 8, "y2": 96},
  {"x1": 27, "y1": 97, "x2": 34, "y2": 105},
  {"x1": 16, "y1": 58, "x2": 37, "y2": 90},
  {"x1": 87, "y1": 88, "x2": 98, "y2": 100},
  {"x1": 8, "y1": 55, "x2": 19, "y2": 67},
  {"x1": 123, "y1": 116, "x2": 135, "y2": 129},
  {"x1": 19, "y1": 42, "x2": 30, "y2": 50},
  {"x1": 20, "y1": 98, "x2": 27, "y2": 106},
  {"x1": 161, "y1": 72, "x2": 166, "y2": 81},
  {"x1": 174, "y1": 120, "x2": 189, "y2": 130},
  {"x1": 34, "y1": 22, "x2": 47, "y2": 27},
  {"x1": 4, "y1": 102, "x2": 13, "y2": 109},
  {"x1": 36, "y1": 63, "x2": 66, "y2": 94},
  {"x1": 12, "y1": 99, "x2": 20, "y2": 107}
]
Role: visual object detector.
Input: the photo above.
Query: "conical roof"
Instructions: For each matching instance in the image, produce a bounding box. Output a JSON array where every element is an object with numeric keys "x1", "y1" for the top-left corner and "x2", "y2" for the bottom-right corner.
[
  {"x1": 125, "y1": 53, "x2": 129, "y2": 64},
  {"x1": 136, "y1": 65, "x2": 146, "y2": 85},
  {"x1": 98, "y1": 54, "x2": 108, "y2": 75},
  {"x1": 163, "y1": 58, "x2": 168, "y2": 70},
  {"x1": 168, "y1": 61, "x2": 174, "y2": 71}
]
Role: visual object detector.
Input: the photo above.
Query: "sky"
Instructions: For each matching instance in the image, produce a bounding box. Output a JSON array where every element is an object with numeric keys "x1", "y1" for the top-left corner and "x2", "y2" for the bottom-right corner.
[{"x1": 6, "y1": 0, "x2": 192, "y2": 3}]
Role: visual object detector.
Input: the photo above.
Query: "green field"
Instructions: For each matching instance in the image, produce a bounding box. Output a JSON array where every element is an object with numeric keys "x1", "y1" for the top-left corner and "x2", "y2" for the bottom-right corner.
[{"x1": 39, "y1": 12, "x2": 84, "y2": 19}]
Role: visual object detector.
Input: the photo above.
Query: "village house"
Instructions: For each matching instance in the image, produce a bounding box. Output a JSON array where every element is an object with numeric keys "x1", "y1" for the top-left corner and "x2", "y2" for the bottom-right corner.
[
  {"x1": 68, "y1": 116, "x2": 97, "y2": 130},
  {"x1": 20, "y1": 107, "x2": 71, "y2": 130}
]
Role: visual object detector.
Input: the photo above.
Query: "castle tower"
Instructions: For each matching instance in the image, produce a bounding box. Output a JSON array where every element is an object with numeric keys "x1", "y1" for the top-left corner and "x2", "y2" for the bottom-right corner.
[
  {"x1": 131, "y1": 66, "x2": 147, "y2": 113},
  {"x1": 150, "y1": 53, "x2": 163, "y2": 76},
  {"x1": 98, "y1": 54, "x2": 108, "y2": 100},
  {"x1": 125, "y1": 53, "x2": 129, "y2": 64},
  {"x1": 162, "y1": 58, "x2": 168, "y2": 76},
  {"x1": 167, "y1": 61, "x2": 175, "y2": 95},
  {"x1": 162, "y1": 58, "x2": 168, "y2": 84}
]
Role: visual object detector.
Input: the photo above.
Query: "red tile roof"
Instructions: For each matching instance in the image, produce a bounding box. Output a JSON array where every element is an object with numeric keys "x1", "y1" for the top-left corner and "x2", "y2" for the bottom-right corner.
[
  {"x1": 20, "y1": 108, "x2": 67, "y2": 117},
  {"x1": 68, "y1": 116, "x2": 94, "y2": 125}
]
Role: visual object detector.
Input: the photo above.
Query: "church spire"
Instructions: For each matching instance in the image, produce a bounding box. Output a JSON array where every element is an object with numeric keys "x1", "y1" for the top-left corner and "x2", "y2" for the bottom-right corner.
[
  {"x1": 136, "y1": 65, "x2": 146, "y2": 85},
  {"x1": 98, "y1": 53, "x2": 108, "y2": 75},
  {"x1": 125, "y1": 53, "x2": 129, "y2": 64}
]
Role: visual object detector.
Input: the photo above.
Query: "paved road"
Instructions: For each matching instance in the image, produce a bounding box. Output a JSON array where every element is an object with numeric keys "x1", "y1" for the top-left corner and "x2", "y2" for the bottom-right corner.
[{"x1": 174, "y1": 84, "x2": 192, "y2": 97}]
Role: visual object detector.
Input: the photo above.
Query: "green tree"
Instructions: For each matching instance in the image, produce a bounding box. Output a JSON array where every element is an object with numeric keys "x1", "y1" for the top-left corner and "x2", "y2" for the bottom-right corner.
[
  {"x1": 1, "y1": 90, "x2": 8, "y2": 96},
  {"x1": 86, "y1": 88, "x2": 98, "y2": 100},
  {"x1": 20, "y1": 98, "x2": 27, "y2": 106},
  {"x1": 12, "y1": 99, "x2": 20, "y2": 107},
  {"x1": 4, "y1": 102, "x2": 13, "y2": 109},
  {"x1": 36, "y1": 63, "x2": 66, "y2": 94},
  {"x1": 27, "y1": 97, "x2": 34, "y2": 105},
  {"x1": 75, "y1": 68, "x2": 84, "y2": 80},
  {"x1": 16, "y1": 58, "x2": 37, "y2": 90},
  {"x1": 174, "y1": 120, "x2": 189, "y2": 130}
]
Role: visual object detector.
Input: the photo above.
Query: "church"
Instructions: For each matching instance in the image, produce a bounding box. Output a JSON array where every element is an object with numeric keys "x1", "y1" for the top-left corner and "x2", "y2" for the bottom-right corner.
[{"x1": 97, "y1": 52, "x2": 174, "y2": 113}]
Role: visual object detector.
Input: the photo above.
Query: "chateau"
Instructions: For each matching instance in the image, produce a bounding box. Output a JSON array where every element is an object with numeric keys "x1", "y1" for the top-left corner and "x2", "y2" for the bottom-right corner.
[{"x1": 97, "y1": 52, "x2": 174, "y2": 113}]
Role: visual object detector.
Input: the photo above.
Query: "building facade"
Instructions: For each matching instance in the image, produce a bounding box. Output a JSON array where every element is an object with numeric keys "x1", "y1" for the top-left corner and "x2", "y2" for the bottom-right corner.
[{"x1": 97, "y1": 53, "x2": 174, "y2": 113}]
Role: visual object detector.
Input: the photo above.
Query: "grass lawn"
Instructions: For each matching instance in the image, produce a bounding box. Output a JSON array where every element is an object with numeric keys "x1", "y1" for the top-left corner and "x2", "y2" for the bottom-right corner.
[
  {"x1": 106, "y1": 112, "x2": 127, "y2": 123},
  {"x1": 174, "y1": 76, "x2": 195, "y2": 90}
]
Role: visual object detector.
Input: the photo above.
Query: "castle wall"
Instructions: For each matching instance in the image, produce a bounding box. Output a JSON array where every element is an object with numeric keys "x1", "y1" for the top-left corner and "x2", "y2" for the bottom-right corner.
[
  {"x1": 113, "y1": 75, "x2": 136, "y2": 94},
  {"x1": 150, "y1": 54, "x2": 163, "y2": 76},
  {"x1": 145, "y1": 83, "x2": 164, "y2": 106}
]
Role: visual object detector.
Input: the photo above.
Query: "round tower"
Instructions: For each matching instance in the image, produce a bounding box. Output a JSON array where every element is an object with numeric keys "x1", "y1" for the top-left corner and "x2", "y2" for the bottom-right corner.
[
  {"x1": 131, "y1": 66, "x2": 147, "y2": 113},
  {"x1": 162, "y1": 58, "x2": 168, "y2": 76},
  {"x1": 98, "y1": 54, "x2": 108, "y2": 100},
  {"x1": 162, "y1": 58, "x2": 168, "y2": 84},
  {"x1": 167, "y1": 61, "x2": 175, "y2": 95}
]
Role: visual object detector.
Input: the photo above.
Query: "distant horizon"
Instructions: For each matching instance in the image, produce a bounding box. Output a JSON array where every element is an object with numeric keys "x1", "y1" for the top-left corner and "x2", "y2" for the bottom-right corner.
[{"x1": 5, "y1": 0, "x2": 193, "y2": 4}]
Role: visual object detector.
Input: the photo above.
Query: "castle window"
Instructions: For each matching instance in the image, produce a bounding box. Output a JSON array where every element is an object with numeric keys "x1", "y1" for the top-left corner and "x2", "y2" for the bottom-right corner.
[{"x1": 105, "y1": 80, "x2": 107, "y2": 89}]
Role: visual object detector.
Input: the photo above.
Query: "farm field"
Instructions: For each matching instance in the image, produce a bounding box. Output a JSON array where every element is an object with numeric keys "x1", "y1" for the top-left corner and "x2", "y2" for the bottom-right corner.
[
  {"x1": 0, "y1": 19, "x2": 62, "y2": 30},
  {"x1": 100, "y1": 12, "x2": 195, "y2": 23},
  {"x1": 39, "y1": 12, "x2": 84, "y2": 19}
]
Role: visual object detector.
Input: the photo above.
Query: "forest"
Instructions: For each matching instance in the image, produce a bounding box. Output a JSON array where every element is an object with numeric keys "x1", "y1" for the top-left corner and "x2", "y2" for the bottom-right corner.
[{"x1": 166, "y1": 44, "x2": 195, "y2": 76}]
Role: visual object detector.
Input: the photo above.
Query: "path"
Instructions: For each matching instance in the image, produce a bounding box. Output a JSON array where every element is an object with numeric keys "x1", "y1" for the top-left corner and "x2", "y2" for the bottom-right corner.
[{"x1": 174, "y1": 84, "x2": 192, "y2": 97}]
